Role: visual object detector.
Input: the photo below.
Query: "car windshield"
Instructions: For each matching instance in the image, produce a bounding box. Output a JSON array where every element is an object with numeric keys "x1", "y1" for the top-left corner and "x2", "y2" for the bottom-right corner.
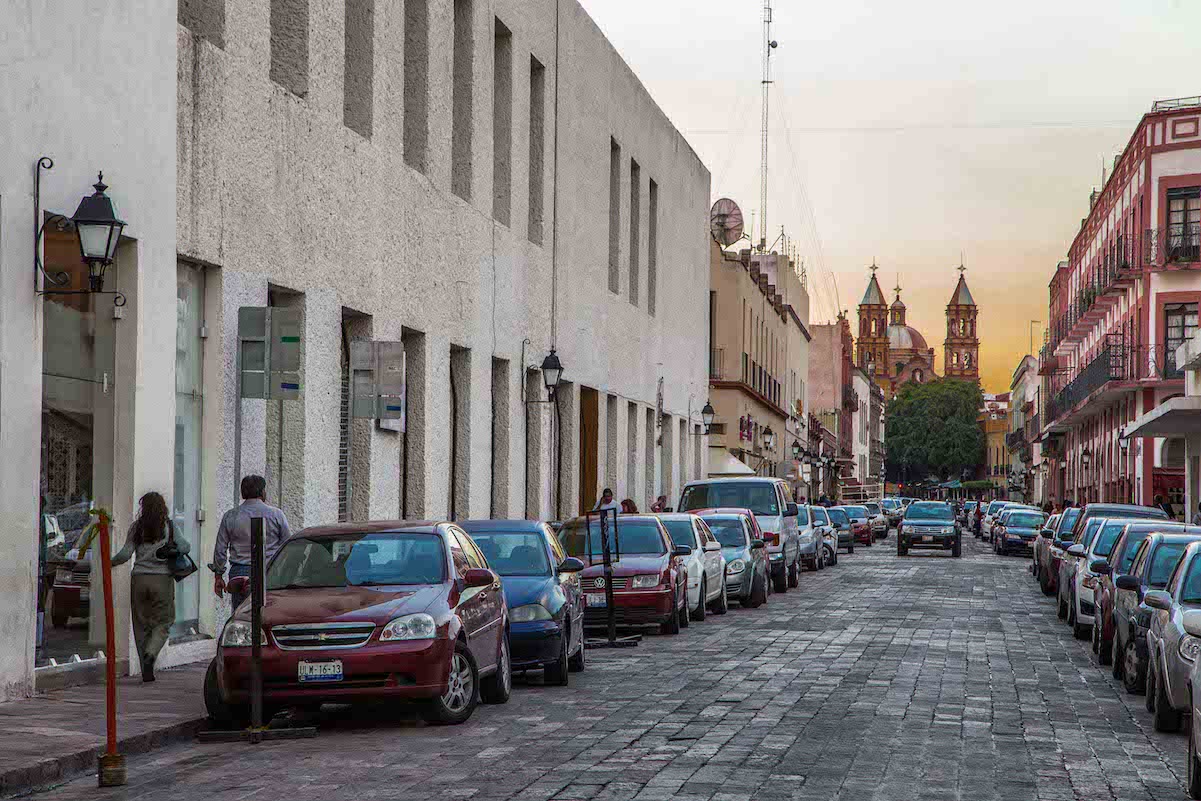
[
  {"x1": 703, "y1": 518, "x2": 748, "y2": 548},
  {"x1": 1180, "y1": 558, "x2": 1201, "y2": 605},
  {"x1": 661, "y1": 520, "x2": 696, "y2": 549},
  {"x1": 1008, "y1": 512, "x2": 1044, "y2": 528},
  {"x1": 846, "y1": 506, "x2": 869, "y2": 519},
  {"x1": 1149, "y1": 543, "x2": 1189, "y2": 588},
  {"x1": 678, "y1": 483, "x2": 779, "y2": 516},
  {"x1": 865, "y1": 503, "x2": 881, "y2": 515},
  {"x1": 906, "y1": 503, "x2": 954, "y2": 521},
  {"x1": 828, "y1": 509, "x2": 850, "y2": 525},
  {"x1": 465, "y1": 532, "x2": 551, "y2": 577},
  {"x1": 796, "y1": 507, "x2": 810, "y2": 524},
  {"x1": 558, "y1": 520, "x2": 667, "y2": 559},
  {"x1": 987, "y1": 501, "x2": 1005, "y2": 515},
  {"x1": 1118, "y1": 530, "x2": 1154, "y2": 572},
  {"x1": 1091, "y1": 522, "x2": 1127, "y2": 558},
  {"x1": 1080, "y1": 518, "x2": 1105, "y2": 547},
  {"x1": 883, "y1": 500, "x2": 899, "y2": 510},
  {"x1": 1057, "y1": 508, "x2": 1081, "y2": 535},
  {"x1": 266, "y1": 532, "x2": 447, "y2": 589}
]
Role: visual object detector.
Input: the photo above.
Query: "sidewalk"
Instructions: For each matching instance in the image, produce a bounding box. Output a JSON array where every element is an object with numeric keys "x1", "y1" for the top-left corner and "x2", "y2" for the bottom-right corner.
[{"x1": 0, "y1": 662, "x2": 208, "y2": 798}]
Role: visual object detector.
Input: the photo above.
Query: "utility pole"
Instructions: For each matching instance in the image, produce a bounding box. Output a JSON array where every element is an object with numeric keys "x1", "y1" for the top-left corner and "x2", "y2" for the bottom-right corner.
[{"x1": 758, "y1": 1, "x2": 776, "y2": 253}]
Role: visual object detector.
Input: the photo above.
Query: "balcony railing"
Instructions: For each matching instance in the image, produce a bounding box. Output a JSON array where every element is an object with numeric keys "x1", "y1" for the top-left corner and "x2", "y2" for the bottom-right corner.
[
  {"x1": 842, "y1": 383, "x2": 858, "y2": 412},
  {"x1": 1049, "y1": 344, "x2": 1125, "y2": 422},
  {"x1": 709, "y1": 348, "x2": 725, "y2": 380},
  {"x1": 1046, "y1": 336, "x2": 1186, "y2": 423},
  {"x1": 1046, "y1": 235, "x2": 1141, "y2": 353},
  {"x1": 1146, "y1": 226, "x2": 1201, "y2": 267},
  {"x1": 1005, "y1": 430, "x2": 1026, "y2": 451},
  {"x1": 1025, "y1": 413, "x2": 1041, "y2": 441}
]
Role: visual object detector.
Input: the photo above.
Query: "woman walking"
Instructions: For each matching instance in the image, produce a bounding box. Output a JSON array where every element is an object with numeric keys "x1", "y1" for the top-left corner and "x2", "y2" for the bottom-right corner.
[{"x1": 111, "y1": 492, "x2": 189, "y2": 681}]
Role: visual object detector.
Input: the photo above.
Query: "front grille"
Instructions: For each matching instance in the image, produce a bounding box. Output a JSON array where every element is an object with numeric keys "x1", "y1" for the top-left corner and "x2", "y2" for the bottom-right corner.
[
  {"x1": 582, "y1": 577, "x2": 628, "y2": 591},
  {"x1": 271, "y1": 622, "x2": 375, "y2": 650}
]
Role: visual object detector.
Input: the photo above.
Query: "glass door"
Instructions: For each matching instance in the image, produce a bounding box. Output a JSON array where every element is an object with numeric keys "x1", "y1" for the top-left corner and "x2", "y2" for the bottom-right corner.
[{"x1": 172, "y1": 263, "x2": 205, "y2": 639}]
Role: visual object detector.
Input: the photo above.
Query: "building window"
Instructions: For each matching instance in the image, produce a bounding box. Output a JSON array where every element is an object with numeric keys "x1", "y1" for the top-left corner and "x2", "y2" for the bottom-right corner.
[
  {"x1": 343, "y1": 0, "x2": 374, "y2": 137},
  {"x1": 403, "y1": 0, "x2": 430, "y2": 171},
  {"x1": 527, "y1": 56, "x2": 546, "y2": 244},
  {"x1": 1165, "y1": 302, "x2": 1198, "y2": 375},
  {"x1": 1167, "y1": 187, "x2": 1200, "y2": 261},
  {"x1": 451, "y1": 0, "x2": 474, "y2": 199},
  {"x1": 491, "y1": 17, "x2": 512, "y2": 222},
  {"x1": 608, "y1": 138, "x2": 621, "y2": 293},
  {"x1": 270, "y1": 0, "x2": 310, "y2": 96}
]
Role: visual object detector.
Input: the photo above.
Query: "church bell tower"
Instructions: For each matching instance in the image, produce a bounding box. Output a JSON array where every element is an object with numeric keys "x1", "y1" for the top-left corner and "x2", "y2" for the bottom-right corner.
[{"x1": 944, "y1": 264, "x2": 979, "y2": 381}]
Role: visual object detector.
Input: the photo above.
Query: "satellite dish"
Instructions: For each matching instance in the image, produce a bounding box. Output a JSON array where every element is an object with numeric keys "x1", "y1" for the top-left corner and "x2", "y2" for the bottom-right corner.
[{"x1": 710, "y1": 198, "x2": 744, "y2": 247}]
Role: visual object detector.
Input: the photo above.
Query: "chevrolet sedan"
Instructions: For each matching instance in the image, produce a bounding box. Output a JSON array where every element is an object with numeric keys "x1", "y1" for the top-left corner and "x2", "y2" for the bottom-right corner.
[{"x1": 206, "y1": 522, "x2": 511, "y2": 727}]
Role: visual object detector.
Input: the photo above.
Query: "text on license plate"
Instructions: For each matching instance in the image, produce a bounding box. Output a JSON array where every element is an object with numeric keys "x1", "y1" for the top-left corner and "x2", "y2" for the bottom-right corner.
[
  {"x1": 298, "y1": 660, "x2": 343, "y2": 682},
  {"x1": 586, "y1": 593, "x2": 606, "y2": 608},
  {"x1": 922, "y1": 535, "x2": 934, "y2": 542}
]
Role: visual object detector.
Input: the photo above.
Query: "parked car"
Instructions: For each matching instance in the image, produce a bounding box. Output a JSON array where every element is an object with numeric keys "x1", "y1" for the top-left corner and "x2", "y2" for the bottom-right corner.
[
  {"x1": 1180, "y1": 609, "x2": 1201, "y2": 797},
  {"x1": 826, "y1": 507, "x2": 856, "y2": 554},
  {"x1": 205, "y1": 522, "x2": 512, "y2": 727},
  {"x1": 1143, "y1": 541, "x2": 1201, "y2": 732},
  {"x1": 863, "y1": 501, "x2": 889, "y2": 539},
  {"x1": 986, "y1": 503, "x2": 1039, "y2": 547},
  {"x1": 557, "y1": 515, "x2": 691, "y2": 635},
  {"x1": 882, "y1": 498, "x2": 904, "y2": 527},
  {"x1": 992, "y1": 509, "x2": 1046, "y2": 556},
  {"x1": 807, "y1": 505, "x2": 838, "y2": 568},
  {"x1": 1067, "y1": 502, "x2": 1169, "y2": 541},
  {"x1": 458, "y1": 520, "x2": 586, "y2": 685},
  {"x1": 697, "y1": 511, "x2": 770, "y2": 608},
  {"x1": 1057, "y1": 516, "x2": 1109, "y2": 637},
  {"x1": 1036, "y1": 508, "x2": 1082, "y2": 596},
  {"x1": 836, "y1": 505, "x2": 874, "y2": 546},
  {"x1": 1031, "y1": 514, "x2": 1060, "y2": 582},
  {"x1": 656, "y1": 513, "x2": 728, "y2": 621},
  {"x1": 897, "y1": 502, "x2": 960, "y2": 557},
  {"x1": 1094, "y1": 522, "x2": 1198, "y2": 669},
  {"x1": 959, "y1": 500, "x2": 980, "y2": 528},
  {"x1": 979, "y1": 500, "x2": 1008, "y2": 540},
  {"x1": 1110, "y1": 532, "x2": 1200, "y2": 696},
  {"x1": 678, "y1": 478, "x2": 801, "y2": 593}
]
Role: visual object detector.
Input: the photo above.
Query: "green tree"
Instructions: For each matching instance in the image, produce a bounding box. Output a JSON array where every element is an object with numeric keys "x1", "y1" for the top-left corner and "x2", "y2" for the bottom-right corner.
[{"x1": 885, "y1": 379, "x2": 985, "y2": 484}]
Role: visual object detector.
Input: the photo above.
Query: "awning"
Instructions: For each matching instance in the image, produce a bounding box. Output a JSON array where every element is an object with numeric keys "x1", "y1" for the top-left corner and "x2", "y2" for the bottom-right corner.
[
  {"x1": 707, "y1": 447, "x2": 756, "y2": 476},
  {"x1": 1122, "y1": 397, "x2": 1201, "y2": 438}
]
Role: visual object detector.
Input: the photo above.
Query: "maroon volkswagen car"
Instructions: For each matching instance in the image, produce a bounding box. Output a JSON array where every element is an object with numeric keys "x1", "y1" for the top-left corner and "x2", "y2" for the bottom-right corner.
[
  {"x1": 204, "y1": 522, "x2": 510, "y2": 726},
  {"x1": 556, "y1": 515, "x2": 691, "y2": 635}
]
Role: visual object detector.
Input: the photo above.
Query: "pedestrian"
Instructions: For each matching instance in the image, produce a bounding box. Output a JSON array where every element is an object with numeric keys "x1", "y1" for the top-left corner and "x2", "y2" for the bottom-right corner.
[
  {"x1": 593, "y1": 487, "x2": 619, "y2": 513},
  {"x1": 211, "y1": 475, "x2": 292, "y2": 613},
  {"x1": 650, "y1": 495, "x2": 668, "y2": 513},
  {"x1": 110, "y1": 491, "x2": 189, "y2": 682},
  {"x1": 620, "y1": 498, "x2": 639, "y2": 513},
  {"x1": 1155, "y1": 494, "x2": 1175, "y2": 518},
  {"x1": 1192, "y1": 502, "x2": 1201, "y2": 526}
]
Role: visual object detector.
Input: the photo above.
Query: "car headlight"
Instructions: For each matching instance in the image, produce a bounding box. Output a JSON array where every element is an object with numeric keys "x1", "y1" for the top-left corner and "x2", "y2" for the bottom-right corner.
[
  {"x1": 379, "y1": 612, "x2": 437, "y2": 642},
  {"x1": 630, "y1": 574, "x2": 661, "y2": 589},
  {"x1": 509, "y1": 604, "x2": 553, "y2": 623},
  {"x1": 1181, "y1": 635, "x2": 1201, "y2": 663},
  {"x1": 220, "y1": 621, "x2": 267, "y2": 647},
  {"x1": 726, "y1": 559, "x2": 746, "y2": 574},
  {"x1": 941, "y1": 527, "x2": 954, "y2": 535}
]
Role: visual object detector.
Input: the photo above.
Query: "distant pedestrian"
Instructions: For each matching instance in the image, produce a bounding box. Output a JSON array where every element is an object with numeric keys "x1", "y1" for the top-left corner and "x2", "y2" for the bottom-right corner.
[
  {"x1": 1192, "y1": 503, "x2": 1201, "y2": 526},
  {"x1": 650, "y1": 495, "x2": 668, "y2": 513},
  {"x1": 1156, "y1": 494, "x2": 1174, "y2": 518},
  {"x1": 211, "y1": 475, "x2": 291, "y2": 612},
  {"x1": 594, "y1": 488, "x2": 619, "y2": 513},
  {"x1": 620, "y1": 499, "x2": 639, "y2": 514},
  {"x1": 110, "y1": 491, "x2": 190, "y2": 682}
]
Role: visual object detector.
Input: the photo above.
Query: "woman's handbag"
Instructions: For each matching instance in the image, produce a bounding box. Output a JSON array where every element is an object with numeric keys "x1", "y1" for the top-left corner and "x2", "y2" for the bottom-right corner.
[{"x1": 157, "y1": 521, "x2": 199, "y2": 583}]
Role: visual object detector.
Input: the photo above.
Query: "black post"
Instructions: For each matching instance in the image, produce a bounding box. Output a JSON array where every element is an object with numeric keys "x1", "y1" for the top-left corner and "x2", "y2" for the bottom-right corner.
[
  {"x1": 600, "y1": 509, "x2": 617, "y2": 644},
  {"x1": 250, "y1": 516, "x2": 264, "y2": 742}
]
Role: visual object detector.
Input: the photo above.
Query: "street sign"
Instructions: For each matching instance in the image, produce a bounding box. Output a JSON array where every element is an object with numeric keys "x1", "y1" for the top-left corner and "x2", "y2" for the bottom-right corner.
[
  {"x1": 349, "y1": 340, "x2": 406, "y2": 431},
  {"x1": 238, "y1": 307, "x2": 303, "y2": 400}
]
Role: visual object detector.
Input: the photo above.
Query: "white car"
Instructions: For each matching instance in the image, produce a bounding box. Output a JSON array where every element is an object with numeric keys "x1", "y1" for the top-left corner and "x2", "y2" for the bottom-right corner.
[
  {"x1": 656, "y1": 513, "x2": 727, "y2": 621},
  {"x1": 863, "y1": 501, "x2": 889, "y2": 539}
]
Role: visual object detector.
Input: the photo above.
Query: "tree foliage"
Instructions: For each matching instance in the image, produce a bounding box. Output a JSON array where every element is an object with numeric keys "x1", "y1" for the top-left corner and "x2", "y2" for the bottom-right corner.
[{"x1": 885, "y1": 379, "x2": 985, "y2": 483}]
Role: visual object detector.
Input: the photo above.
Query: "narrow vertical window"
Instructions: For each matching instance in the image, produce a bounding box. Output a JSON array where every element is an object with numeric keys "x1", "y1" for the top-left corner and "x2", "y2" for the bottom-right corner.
[
  {"x1": 179, "y1": 0, "x2": 226, "y2": 48},
  {"x1": 343, "y1": 0, "x2": 374, "y2": 137},
  {"x1": 449, "y1": 347, "x2": 472, "y2": 519},
  {"x1": 403, "y1": 0, "x2": 430, "y2": 172},
  {"x1": 490, "y1": 358, "x2": 510, "y2": 517},
  {"x1": 451, "y1": 0, "x2": 474, "y2": 199},
  {"x1": 270, "y1": 0, "x2": 309, "y2": 96},
  {"x1": 492, "y1": 18, "x2": 513, "y2": 223},
  {"x1": 648, "y1": 179, "x2": 659, "y2": 315},
  {"x1": 608, "y1": 138, "x2": 622, "y2": 294},
  {"x1": 629, "y1": 159, "x2": 641, "y2": 306},
  {"x1": 527, "y1": 56, "x2": 546, "y2": 245}
]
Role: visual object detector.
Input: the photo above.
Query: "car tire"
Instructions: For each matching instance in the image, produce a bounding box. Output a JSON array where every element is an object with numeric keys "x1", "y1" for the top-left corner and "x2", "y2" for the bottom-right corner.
[
  {"x1": 679, "y1": 584, "x2": 691, "y2": 628},
  {"x1": 747, "y1": 569, "x2": 767, "y2": 608},
  {"x1": 866, "y1": 536, "x2": 873, "y2": 548},
  {"x1": 1123, "y1": 636, "x2": 1146, "y2": 695},
  {"x1": 1040, "y1": 570, "x2": 1056, "y2": 597},
  {"x1": 1111, "y1": 631, "x2": 1124, "y2": 680},
  {"x1": 772, "y1": 565, "x2": 788, "y2": 593},
  {"x1": 479, "y1": 634, "x2": 512, "y2": 705},
  {"x1": 1188, "y1": 688, "x2": 1201, "y2": 799},
  {"x1": 568, "y1": 631, "x2": 586, "y2": 673},
  {"x1": 1152, "y1": 661, "x2": 1182, "y2": 732},
  {"x1": 1146, "y1": 656, "x2": 1159, "y2": 712},
  {"x1": 787, "y1": 559, "x2": 799, "y2": 588},
  {"x1": 422, "y1": 640, "x2": 479, "y2": 724},
  {"x1": 690, "y1": 580, "x2": 706, "y2": 622},
  {"x1": 848, "y1": 543, "x2": 855, "y2": 554},
  {"x1": 710, "y1": 583, "x2": 729, "y2": 615},
  {"x1": 544, "y1": 628, "x2": 570, "y2": 687},
  {"x1": 1057, "y1": 590, "x2": 1068, "y2": 620},
  {"x1": 1072, "y1": 615, "x2": 1090, "y2": 641},
  {"x1": 203, "y1": 659, "x2": 248, "y2": 728},
  {"x1": 660, "y1": 587, "x2": 681, "y2": 634},
  {"x1": 897, "y1": 541, "x2": 907, "y2": 557}
]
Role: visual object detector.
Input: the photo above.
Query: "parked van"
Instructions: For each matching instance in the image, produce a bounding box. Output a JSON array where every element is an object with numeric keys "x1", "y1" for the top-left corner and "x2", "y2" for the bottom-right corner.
[{"x1": 678, "y1": 477, "x2": 801, "y2": 593}]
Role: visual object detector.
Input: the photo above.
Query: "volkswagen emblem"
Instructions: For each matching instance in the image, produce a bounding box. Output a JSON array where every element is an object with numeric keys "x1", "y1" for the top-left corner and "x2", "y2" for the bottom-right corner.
[{"x1": 595, "y1": 577, "x2": 606, "y2": 589}]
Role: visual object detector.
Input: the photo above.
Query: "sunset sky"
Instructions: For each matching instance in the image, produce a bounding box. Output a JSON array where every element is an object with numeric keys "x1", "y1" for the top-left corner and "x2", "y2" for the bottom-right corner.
[{"x1": 579, "y1": 0, "x2": 1201, "y2": 392}]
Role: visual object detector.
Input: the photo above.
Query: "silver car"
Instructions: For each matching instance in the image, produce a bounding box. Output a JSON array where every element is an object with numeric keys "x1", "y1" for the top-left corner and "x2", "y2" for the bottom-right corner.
[
  {"x1": 1144, "y1": 541, "x2": 1201, "y2": 733},
  {"x1": 863, "y1": 501, "x2": 889, "y2": 539},
  {"x1": 697, "y1": 512, "x2": 770, "y2": 608},
  {"x1": 1180, "y1": 608, "x2": 1201, "y2": 797}
]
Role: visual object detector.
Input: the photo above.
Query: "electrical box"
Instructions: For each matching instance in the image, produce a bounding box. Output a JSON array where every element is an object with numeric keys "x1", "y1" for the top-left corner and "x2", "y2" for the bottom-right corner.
[
  {"x1": 238, "y1": 306, "x2": 303, "y2": 400},
  {"x1": 349, "y1": 340, "x2": 406, "y2": 431}
]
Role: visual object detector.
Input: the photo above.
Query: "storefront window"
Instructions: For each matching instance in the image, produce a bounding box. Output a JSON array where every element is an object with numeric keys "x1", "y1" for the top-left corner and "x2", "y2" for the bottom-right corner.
[{"x1": 173, "y1": 263, "x2": 205, "y2": 639}]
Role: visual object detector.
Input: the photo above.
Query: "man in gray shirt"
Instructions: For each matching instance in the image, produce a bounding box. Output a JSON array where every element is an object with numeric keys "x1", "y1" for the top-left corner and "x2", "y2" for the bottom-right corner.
[{"x1": 211, "y1": 475, "x2": 292, "y2": 610}]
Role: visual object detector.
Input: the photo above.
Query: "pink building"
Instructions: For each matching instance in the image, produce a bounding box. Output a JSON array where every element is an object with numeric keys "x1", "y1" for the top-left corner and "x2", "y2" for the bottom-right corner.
[{"x1": 1040, "y1": 96, "x2": 1201, "y2": 509}]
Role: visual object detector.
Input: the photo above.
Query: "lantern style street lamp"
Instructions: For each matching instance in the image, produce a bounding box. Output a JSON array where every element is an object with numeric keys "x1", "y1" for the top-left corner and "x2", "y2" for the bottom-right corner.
[
  {"x1": 701, "y1": 401, "x2": 715, "y2": 434},
  {"x1": 540, "y1": 349, "x2": 563, "y2": 398},
  {"x1": 791, "y1": 439, "x2": 802, "y2": 460},
  {"x1": 762, "y1": 426, "x2": 776, "y2": 452}
]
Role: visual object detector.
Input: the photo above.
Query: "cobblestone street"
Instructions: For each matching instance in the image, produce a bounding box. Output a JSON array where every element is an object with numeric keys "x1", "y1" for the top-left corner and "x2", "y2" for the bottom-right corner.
[{"x1": 34, "y1": 533, "x2": 1192, "y2": 801}]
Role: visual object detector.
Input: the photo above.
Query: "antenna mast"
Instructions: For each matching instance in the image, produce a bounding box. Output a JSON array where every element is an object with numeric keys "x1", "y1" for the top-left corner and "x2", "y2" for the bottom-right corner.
[{"x1": 758, "y1": 1, "x2": 775, "y2": 253}]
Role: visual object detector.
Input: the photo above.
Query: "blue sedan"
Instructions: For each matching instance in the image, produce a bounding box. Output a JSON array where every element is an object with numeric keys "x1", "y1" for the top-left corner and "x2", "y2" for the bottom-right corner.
[{"x1": 459, "y1": 520, "x2": 587, "y2": 685}]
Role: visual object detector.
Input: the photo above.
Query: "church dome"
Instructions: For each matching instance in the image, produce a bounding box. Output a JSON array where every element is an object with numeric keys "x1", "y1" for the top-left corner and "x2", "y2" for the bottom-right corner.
[{"x1": 887, "y1": 324, "x2": 928, "y2": 351}]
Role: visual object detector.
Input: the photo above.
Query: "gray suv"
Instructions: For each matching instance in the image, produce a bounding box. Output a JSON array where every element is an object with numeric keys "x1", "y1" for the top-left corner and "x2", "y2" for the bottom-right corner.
[
  {"x1": 898, "y1": 501, "x2": 961, "y2": 557},
  {"x1": 1143, "y1": 540, "x2": 1201, "y2": 733}
]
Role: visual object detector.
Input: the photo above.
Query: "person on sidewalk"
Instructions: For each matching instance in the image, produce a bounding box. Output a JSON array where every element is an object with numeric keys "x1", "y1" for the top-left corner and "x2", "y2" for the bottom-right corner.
[
  {"x1": 110, "y1": 491, "x2": 189, "y2": 682},
  {"x1": 1192, "y1": 502, "x2": 1201, "y2": 527},
  {"x1": 620, "y1": 499, "x2": 639, "y2": 514},
  {"x1": 593, "y1": 488, "x2": 619, "y2": 513},
  {"x1": 650, "y1": 495, "x2": 668, "y2": 513},
  {"x1": 211, "y1": 475, "x2": 292, "y2": 612}
]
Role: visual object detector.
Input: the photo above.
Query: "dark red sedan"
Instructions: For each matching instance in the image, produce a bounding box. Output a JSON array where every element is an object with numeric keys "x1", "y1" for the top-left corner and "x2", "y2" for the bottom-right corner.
[
  {"x1": 205, "y1": 522, "x2": 511, "y2": 726},
  {"x1": 556, "y1": 515, "x2": 691, "y2": 635}
]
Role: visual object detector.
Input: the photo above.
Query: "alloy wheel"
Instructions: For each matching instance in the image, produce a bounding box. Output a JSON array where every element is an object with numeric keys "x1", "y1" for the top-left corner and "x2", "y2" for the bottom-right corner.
[{"x1": 442, "y1": 653, "x2": 474, "y2": 713}]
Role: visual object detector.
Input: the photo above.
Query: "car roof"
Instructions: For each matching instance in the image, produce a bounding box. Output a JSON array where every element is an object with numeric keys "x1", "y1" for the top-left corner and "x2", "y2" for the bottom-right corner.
[
  {"x1": 1149, "y1": 532, "x2": 1201, "y2": 544},
  {"x1": 561, "y1": 514, "x2": 662, "y2": 525},
  {"x1": 694, "y1": 507, "x2": 754, "y2": 517},
  {"x1": 1084, "y1": 503, "x2": 1167, "y2": 515},
  {"x1": 655, "y1": 512, "x2": 699, "y2": 521},
  {"x1": 457, "y1": 519, "x2": 546, "y2": 533},
  {"x1": 296, "y1": 521, "x2": 444, "y2": 537}
]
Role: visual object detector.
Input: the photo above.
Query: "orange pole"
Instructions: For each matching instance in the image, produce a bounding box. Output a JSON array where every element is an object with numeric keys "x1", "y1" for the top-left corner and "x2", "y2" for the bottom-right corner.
[{"x1": 96, "y1": 512, "x2": 117, "y2": 756}]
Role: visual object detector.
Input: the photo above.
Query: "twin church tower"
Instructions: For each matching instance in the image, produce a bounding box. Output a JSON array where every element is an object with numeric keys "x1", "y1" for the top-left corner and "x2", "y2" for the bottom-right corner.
[{"x1": 854, "y1": 264, "x2": 979, "y2": 396}]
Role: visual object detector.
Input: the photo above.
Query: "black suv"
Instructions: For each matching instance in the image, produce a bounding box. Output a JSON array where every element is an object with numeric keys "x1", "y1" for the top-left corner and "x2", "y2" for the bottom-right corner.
[{"x1": 898, "y1": 502, "x2": 961, "y2": 558}]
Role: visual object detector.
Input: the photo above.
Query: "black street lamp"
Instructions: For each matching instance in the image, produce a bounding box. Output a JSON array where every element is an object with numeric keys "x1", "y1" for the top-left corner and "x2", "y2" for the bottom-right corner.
[
  {"x1": 762, "y1": 426, "x2": 776, "y2": 452},
  {"x1": 701, "y1": 401, "x2": 715, "y2": 434},
  {"x1": 540, "y1": 349, "x2": 563, "y2": 398},
  {"x1": 791, "y1": 439, "x2": 802, "y2": 460}
]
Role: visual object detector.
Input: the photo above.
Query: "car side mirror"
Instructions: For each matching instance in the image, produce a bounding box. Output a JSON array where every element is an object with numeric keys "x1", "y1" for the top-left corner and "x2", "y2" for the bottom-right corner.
[
  {"x1": 673, "y1": 544, "x2": 693, "y2": 557},
  {"x1": 1056, "y1": 537, "x2": 1074, "y2": 548},
  {"x1": 463, "y1": 568, "x2": 494, "y2": 588},
  {"x1": 1143, "y1": 590, "x2": 1172, "y2": 611},
  {"x1": 558, "y1": 557, "x2": 586, "y2": 574},
  {"x1": 1039, "y1": 529, "x2": 1054, "y2": 538},
  {"x1": 1183, "y1": 610, "x2": 1201, "y2": 638},
  {"x1": 1089, "y1": 560, "x2": 1111, "y2": 575},
  {"x1": 1066, "y1": 544, "x2": 1085, "y2": 557},
  {"x1": 750, "y1": 540, "x2": 766, "y2": 550},
  {"x1": 785, "y1": 503, "x2": 799, "y2": 517},
  {"x1": 704, "y1": 541, "x2": 722, "y2": 552},
  {"x1": 1115, "y1": 574, "x2": 1141, "y2": 592}
]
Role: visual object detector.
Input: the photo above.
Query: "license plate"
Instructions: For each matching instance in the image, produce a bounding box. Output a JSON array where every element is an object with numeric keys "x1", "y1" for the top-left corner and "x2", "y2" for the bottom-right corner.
[
  {"x1": 922, "y1": 536, "x2": 934, "y2": 543},
  {"x1": 55, "y1": 569, "x2": 73, "y2": 585},
  {"x1": 298, "y1": 660, "x2": 343, "y2": 683},
  {"x1": 586, "y1": 593, "x2": 607, "y2": 608}
]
